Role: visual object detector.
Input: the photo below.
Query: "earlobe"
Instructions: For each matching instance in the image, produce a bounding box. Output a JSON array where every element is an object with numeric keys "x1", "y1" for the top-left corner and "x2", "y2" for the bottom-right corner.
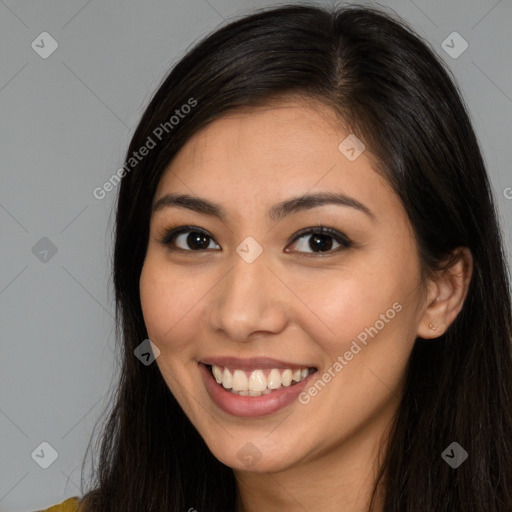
[
  {"x1": 428, "y1": 322, "x2": 439, "y2": 335},
  {"x1": 416, "y1": 247, "x2": 473, "y2": 340}
]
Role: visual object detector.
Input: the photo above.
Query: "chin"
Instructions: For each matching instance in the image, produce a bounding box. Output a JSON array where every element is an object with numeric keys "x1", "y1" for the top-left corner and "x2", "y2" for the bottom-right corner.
[{"x1": 199, "y1": 429, "x2": 305, "y2": 473}]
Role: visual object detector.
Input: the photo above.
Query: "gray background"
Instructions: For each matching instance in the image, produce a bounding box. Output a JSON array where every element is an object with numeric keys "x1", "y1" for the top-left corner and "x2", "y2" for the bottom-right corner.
[{"x1": 1, "y1": 0, "x2": 511, "y2": 510}]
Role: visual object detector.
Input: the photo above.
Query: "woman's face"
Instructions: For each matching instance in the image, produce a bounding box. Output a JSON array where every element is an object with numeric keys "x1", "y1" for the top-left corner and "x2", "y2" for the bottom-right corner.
[{"x1": 139, "y1": 99, "x2": 429, "y2": 474}]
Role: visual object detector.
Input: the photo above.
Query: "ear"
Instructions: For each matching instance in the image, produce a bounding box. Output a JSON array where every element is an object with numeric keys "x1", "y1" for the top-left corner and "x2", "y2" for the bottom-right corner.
[{"x1": 417, "y1": 247, "x2": 473, "y2": 339}]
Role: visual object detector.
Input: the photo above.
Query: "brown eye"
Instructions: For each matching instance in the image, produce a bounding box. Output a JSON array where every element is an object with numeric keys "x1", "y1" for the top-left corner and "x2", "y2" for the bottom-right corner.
[
  {"x1": 286, "y1": 226, "x2": 352, "y2": 256},
  {"x1": 160, "y1": 226, "x2": 220, "y2": 252}
]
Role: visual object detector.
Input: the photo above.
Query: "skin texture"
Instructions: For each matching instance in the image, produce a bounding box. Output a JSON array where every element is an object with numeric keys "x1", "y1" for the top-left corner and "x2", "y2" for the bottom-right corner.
[{"x1": 139, "y1": 99, "x2": 473, "y2": 512}]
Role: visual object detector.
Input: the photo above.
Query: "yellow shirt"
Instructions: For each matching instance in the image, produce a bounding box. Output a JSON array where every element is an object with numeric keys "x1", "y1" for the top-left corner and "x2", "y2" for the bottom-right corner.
[{"x1": 35, "y1": 497, "x2": 80, "y2": 512}]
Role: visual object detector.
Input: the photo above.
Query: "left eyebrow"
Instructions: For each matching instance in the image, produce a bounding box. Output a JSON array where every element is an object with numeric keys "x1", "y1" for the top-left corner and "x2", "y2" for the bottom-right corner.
[{"x1": 152, "y1": 191, "x2": 375, "y2": 222}]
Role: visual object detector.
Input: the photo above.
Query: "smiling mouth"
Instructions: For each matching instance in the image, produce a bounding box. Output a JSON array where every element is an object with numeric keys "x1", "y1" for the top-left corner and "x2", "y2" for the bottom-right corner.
[{"x1": 205, "y1": 364, "x2": 317, "y2": 397}]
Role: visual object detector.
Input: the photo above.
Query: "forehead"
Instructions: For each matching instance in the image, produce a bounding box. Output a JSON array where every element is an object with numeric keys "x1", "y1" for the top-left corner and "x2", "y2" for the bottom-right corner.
[
  {"x1": 164, "y1": 100, "x2": 344, "y2": 179},
  {"x1": 153, "y1": 99, "x2": 398, "y2": 223}
]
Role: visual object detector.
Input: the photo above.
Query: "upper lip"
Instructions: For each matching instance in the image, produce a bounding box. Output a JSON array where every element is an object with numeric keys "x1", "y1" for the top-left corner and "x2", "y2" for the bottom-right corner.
[{"x1": 200, "y1": 356, "x2": 317, "y2": 372}]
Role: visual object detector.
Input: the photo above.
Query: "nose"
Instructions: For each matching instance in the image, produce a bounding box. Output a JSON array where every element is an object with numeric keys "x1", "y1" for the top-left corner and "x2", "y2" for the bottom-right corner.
[{"x1": 206, "y1": 252, "x2": 288, "y2": 343}]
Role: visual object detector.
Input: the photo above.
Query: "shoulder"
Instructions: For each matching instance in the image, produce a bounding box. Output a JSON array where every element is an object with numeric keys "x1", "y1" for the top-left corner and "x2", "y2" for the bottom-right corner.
[{"x1": 34, "y1": 497, "x2": 80, "y2": 512}]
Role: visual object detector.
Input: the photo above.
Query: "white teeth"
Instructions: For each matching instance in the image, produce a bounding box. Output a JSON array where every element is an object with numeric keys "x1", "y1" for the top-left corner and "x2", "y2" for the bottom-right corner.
[
  {"x1": 210, "y1": 364, "x2": 314, "y2": 395},
  {"x1": 232, "y1": 370, "x2": 248, "y2": 392},
  {"x1": 212, "y1": 365, "x2": 223, "y2": 383},
  {"x1": 267, "y1": 368, "x2": 282, "y2": 389},
  {"x1": 223, "y1": 368, "x2": 233, "y2": 389},
  {"x1": 248, "y1": 369, "x2": 267, "y2": 392},
  {"x1": 281, "y1": 369, "x2": 293, "y2": 386}
]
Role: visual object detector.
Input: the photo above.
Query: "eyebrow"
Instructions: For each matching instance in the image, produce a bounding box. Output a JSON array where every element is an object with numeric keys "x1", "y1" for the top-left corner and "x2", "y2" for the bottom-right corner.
[{"x1": 152, "y1": 191, "x2": 375, "y2": 222}]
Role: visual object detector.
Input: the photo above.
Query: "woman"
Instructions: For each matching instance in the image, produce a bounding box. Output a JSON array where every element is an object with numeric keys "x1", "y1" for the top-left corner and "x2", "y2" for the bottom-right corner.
[{"x1": 40, "y1": 3, "x2": 512, "y2": 511}]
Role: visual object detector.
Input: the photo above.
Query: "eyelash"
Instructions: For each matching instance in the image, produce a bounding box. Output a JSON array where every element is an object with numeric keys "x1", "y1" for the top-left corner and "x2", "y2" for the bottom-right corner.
[{"x1": 158, "y1": 224, "x2": 352, "y2": 257}]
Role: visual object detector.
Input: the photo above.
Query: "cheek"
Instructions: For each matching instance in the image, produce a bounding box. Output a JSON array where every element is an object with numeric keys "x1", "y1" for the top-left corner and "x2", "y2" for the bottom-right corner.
[
  {"x1": 293, "y1": 246, "x2": 419, "y2": 360},
  {"x1": 139, "y1": 257, "x2": 197, "y2": 352},
  {"x1": 139, "y1": 261, "x2": 167, "y2": 336},
  {"x1": 139, "y1": 259, "x2": 201, "y2": 401},
  {"x1": 293, "y1": 273, "x2": 402, "y2": 354}
]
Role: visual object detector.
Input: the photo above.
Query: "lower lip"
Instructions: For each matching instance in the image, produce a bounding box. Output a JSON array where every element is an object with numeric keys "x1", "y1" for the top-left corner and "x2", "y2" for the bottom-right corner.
[{"x1": 199, "y1": 363, "x2": 316, "y2": 417}]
